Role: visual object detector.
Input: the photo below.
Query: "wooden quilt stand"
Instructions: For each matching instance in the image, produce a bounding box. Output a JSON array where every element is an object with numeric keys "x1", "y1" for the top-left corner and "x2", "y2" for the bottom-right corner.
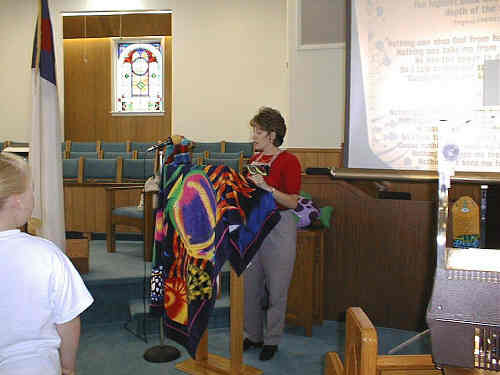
[{"x1": 176, "y1": 268, "x2": 262, "y2": 375}]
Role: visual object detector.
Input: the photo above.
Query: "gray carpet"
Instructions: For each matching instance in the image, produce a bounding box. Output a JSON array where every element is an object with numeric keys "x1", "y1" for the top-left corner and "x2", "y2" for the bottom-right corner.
[
  {"x1": 82, "y1": 239, "x2": 149, "y2": 283},
  {"x1": 76, "y1": 240, "x2": 432, "y2": 374},
  {"x1": 77, "y1": 321, "x2": 431, "y2": 375}
]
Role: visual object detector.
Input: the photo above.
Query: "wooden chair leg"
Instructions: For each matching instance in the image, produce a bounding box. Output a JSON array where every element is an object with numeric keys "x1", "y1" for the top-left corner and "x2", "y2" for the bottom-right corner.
[
  {"x1": 107, "y1": 223, "x2": 116, "y2": 253},
  {"x1": 106, "y1": 188, "x2": 115, "y2": 253},
  {"x1": 110, "y1": 225, "x2": 116, "y2": 252},
  {"x1": 106, "y1": 232, "x2": 113, "y2": 253},
  {"x1": 106, "y1": 213, "x2": 114, "y2": 252}
]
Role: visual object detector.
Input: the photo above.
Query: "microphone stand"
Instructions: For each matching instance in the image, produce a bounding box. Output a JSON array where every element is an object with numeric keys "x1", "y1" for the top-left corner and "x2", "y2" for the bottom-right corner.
[
  {"x1": 143, "y1": 315, "x2": 181, "y2": 362},
  {"x1": 143, "y1": 137, "x2": 181, "y2": 363},
  {"x1": 146, "y1": 138, "x2": 173, "y2": 153}
]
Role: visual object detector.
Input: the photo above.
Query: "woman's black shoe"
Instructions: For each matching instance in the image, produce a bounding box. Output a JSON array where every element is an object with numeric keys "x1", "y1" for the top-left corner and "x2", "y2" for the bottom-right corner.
[
  {"x1": 243, "y1": 338, "x2": 263, "y2": 352},
  {"x1": 259, "y1": 345, "x2": 278, "y2": 361}
]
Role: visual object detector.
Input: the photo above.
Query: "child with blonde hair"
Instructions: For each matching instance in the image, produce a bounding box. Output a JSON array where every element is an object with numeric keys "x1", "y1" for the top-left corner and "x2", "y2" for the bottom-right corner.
[{"x1": 0, "y1": 152, "x2": 93, "y2": 375}]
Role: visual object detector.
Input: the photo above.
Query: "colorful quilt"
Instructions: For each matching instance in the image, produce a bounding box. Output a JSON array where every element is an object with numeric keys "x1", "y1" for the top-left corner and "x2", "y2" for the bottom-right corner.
[{"x1": 151, "y1": 159, "x2": 280, "y2": 357}]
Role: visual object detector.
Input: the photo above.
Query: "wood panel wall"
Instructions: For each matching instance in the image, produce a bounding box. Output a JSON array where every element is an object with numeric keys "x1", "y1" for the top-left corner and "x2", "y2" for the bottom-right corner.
[
  {"x1": 63, "y1": 14, "x2": 172, "y2": 144},
  {"x1": 287, "y1": 147, "x2": 343, "y2": 171},
  {"x1": 63, "y1": 14, "x2": 172, "y2": 39},
  {"x1": 301, "y1": 176, "x2": 436, "y2": 331},
  {"x1": 301, "y1": 175, "x2": 483, "y2": 331},
  {"x1": 64, "y1": 37, "x2": 172, "y2": 142},
  {"x1": 64, "y1": 184, "x2": 142, "y2": 233}
]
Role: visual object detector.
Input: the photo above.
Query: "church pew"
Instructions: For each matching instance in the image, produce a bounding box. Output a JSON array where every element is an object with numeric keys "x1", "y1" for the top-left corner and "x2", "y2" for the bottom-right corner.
[{"x1": 324, "y1": 307, "x2": 440, "y2": 375}]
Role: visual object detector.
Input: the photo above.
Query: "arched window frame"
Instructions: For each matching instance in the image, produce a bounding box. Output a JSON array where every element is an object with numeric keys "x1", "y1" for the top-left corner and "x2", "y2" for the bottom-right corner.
[{"x1": 111, "y1": 37, "x2": 165, "y2": 116}]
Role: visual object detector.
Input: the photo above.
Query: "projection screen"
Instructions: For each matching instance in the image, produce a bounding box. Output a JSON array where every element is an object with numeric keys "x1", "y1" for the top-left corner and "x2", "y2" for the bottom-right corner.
[{"x1": 346, "y1": 0, "x2": 500, "y2": 171}]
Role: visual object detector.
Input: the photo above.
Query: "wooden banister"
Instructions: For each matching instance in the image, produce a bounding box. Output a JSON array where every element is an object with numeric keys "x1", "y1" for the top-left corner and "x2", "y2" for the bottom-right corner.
[{"x1": 325, "y1": 308, "x2": 441, "y2": 375}]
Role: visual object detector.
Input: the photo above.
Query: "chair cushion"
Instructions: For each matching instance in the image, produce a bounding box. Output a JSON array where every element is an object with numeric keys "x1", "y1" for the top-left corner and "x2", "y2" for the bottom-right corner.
[
  {"x1": 70, "y1": 152, "x2": 99, "y2": 159},
  {"x1": 225, "y1": 141, "x2": 254, "y2": 158},
  {"x1": 103, "y1": 151, "x2": 133, "y2": 159},
  {"x1": 71, "y1": 142, "x2": 97, "y2": 152},
  {"x1": 112, "y1": 206, "x2": 144, "y2": 219},
  {"x1": 138, "y1": 151, "x2": 156, "y2": 159},
  {"x1": 84, "y1": 159, "x2": 117, "y2": 180},
  {"x1": 131, "y1": 142, "x2": 155, "y2": 152},
  {"x1": 123, "y1": 159, "x2": 154, "y2": 180},
  {"x1": 63, "y1": 159, "x2": 79, "y2": 178},
  {"x1": 192, "y1": 141, "x2": 221, "y2": 153},
  {"x1": 209, "y1": 152, "x2": 242, "y2": 159},
  {"x1": 101, "y1": 142, "x2": 127, "y2": 152}
]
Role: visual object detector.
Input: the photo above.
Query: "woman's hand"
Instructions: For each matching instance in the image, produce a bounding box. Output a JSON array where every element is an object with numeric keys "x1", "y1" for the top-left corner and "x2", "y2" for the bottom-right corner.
[
  {"x1": 248, "y1": 173, "x2": 299, "y2": 209},
  {"x1": 248, "y1": 173, "x2": 272, "y2": 192}
]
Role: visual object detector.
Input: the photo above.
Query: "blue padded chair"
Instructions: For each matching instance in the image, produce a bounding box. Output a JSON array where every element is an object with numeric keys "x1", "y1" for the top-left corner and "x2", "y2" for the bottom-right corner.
[
  {"x1": 103, "y1": 151, "x2": 134, "y2": 159},
  {"x1": 192, "y1": 141, "x2": 222, "y2": 154},
  {"x1": 223, "y1": 141, "x2": 254, "y2": 158},
  {"x1": 0, "y1": 142, "x2": 3, "y2": 152},
  {"x1": 83, "y1": 159, "x2": 118, "y2": 182},
  {"x1": 137, "y1": 151, "x2": 156, "y2": 159},
  {"x1": 130, "y1": 142, "x2": 156, "y2": 152},
  {"x1": 122, "y1": 159, "x2": 155, "y2": 182},
  {"x1": 205, "y1": 157, "x2": 242, "y2": 173},
  {"x1": 101, "y1": 142, "x2": 128, "y2": 152},
  {"x1": 7, "y1": 141, "x2": 30, "y2": 148},
  {"x1": 62, "y1": 158, "x2": 83, "y2": 183},
  {"x1": 207, "y1": 152, "x2": 243, "y2": 171},
  {"x1": 69, "y1": 152, "x2": 99, "y2": 159},
  {"x1": 208, "y1": 152, "x2": 243, "y2": 160},
  {"x1": 105, "y1": 186, "x2": 154, "y2": 261},
  {"x1": 191, "y1": 152, "x2": 205, "y2": 166},
  {"x1": 69, "y1": 141, "x2": 98, "y2": 152}
]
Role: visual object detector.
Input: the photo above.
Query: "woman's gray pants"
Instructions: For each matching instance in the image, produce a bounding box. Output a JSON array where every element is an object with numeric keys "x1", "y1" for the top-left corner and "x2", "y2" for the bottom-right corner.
[{"x1": 243, "y1": 209, "x2": 297, "y2": 346}]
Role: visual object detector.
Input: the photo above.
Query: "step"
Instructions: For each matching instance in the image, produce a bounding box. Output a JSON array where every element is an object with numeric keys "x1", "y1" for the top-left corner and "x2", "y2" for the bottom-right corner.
[{"x1": 81, "y1": 278, "x2": 146, "y2": 327}]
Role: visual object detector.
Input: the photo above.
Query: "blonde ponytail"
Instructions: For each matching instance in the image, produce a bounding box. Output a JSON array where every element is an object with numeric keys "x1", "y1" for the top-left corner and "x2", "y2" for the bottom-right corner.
[{"x1": 0, "y1": 152, "x2": 29, "y2": 210}]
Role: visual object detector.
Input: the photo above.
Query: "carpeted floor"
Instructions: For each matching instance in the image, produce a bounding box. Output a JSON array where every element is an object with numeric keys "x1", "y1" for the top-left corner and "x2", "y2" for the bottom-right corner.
[
  {"x1": 76, "y1": 240, "x2": 432, "y2": 374},
  {"x1": 77, "y1": 320, "x2": 432, "y2": 375},
  {"x1": 81, "y1": 239, "x2": 149, "y2": 283}
]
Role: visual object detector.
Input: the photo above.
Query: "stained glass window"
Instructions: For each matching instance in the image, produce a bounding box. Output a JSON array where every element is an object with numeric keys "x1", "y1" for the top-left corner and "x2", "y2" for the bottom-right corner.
[{"x1": 114, "y1": 40, "x2": 163, "y2": 113}]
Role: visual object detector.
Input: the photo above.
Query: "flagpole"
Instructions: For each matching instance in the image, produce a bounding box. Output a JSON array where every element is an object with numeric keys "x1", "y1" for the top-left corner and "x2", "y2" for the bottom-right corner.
[
  {"x1": 36, "y1": 0, "x2": 42, "y2": 71},
  {"x1": 30, "y1": 0, "x2": 66, "y2": 249},
  {"x1": 28, "y1": 0, "x2": 43, "y2": 236}
]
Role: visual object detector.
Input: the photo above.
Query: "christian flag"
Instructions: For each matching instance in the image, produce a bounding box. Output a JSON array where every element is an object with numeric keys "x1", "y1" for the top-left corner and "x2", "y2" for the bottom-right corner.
[{"x1": 31, "y1": 0, "x2": 65, "y2": 250}]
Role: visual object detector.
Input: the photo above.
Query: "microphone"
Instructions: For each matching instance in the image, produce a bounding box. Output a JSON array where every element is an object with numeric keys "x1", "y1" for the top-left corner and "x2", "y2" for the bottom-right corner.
[
  {"x1": 305, "y1": 167, "x2": 331, "y2": 175},
  {"x1": 146, "y1": 138, "x2": 173, "y2": 152}
]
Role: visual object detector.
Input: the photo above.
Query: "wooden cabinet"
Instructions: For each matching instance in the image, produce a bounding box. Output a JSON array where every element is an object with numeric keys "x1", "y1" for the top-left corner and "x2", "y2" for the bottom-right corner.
[
  {"x1": 66, "y1": 236, "x2": 90, "y2": 274},
  {"x1": 286, "y1": 227, "x2": 325, "y2": 336}
]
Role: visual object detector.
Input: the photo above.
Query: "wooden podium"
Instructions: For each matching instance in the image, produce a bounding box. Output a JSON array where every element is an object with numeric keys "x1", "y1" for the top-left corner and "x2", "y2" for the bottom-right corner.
[
  {"x1": 175, "y1": 269, "x2": 262, "y2": 375},
  {"x1": 286, "y1": 227, "x2": 325, "y2": 336}
]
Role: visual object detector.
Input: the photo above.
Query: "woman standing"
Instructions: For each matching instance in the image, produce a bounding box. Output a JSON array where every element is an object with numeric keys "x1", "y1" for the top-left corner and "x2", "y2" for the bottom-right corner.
[
  {"x1": 244, "y1": 107, "x2": 301, "y2": 361},
  {"x1": 0, "y1": 153, "x2": 93, "y2": 375}
]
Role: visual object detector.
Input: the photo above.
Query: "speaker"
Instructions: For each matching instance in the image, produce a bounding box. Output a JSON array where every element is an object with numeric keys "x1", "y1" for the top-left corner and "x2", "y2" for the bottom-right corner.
[{"x1": 299, "y1": 0, "x2": 345, "y2": 46}]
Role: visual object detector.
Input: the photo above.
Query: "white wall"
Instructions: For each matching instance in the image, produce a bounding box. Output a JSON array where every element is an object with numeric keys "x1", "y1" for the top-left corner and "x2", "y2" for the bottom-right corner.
[
  {"x1": 169, "y1": 0, "x2": 288, "y2": 143},
  {"x1": 0, "y1": 0, "x2": 345, "y2": 149},
  {"x1": 0, "y1": 0, "x2": 38, "y2": 142},
  {"x1": 286, "y1": 0, "x2": 345, "y2": 148}
]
